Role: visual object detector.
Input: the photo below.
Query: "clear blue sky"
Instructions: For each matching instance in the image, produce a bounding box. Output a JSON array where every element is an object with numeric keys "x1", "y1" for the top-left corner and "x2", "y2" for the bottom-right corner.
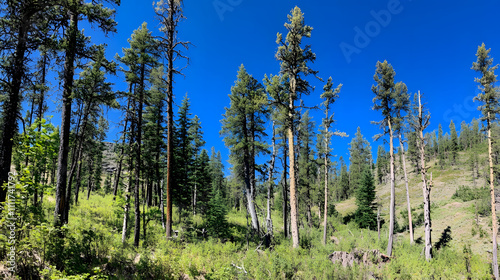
[{"x1": 45, "y1": 0, "x2": 500, "y2": 173}]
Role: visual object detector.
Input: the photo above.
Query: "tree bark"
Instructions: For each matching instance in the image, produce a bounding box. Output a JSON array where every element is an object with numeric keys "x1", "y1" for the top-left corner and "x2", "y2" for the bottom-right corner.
[
  {"x1": 288, "y1": 78, "x2": 299, "y2": 248},
  {"x1": 488, "y1": 115, "x2": 499, "y2": 279},
  {"x1": 0, "y1": 9, "x2": 30, "y2": 204},
  {"x1": 323, "y1": 106, "x2": 330, "y2": 245},
  {"x1": 399, "y1": 134, "x2": 414, "y2": 244},
  {"x1": 416, "y1": 91, "x2": 432, "y2": 260},
  {"x1": 164, "y1": 0, "x2": 176, "y2": 240},
  {"x1": 122, "y1": 112, "x2": 135, "y2": 244},
  {"x1": 113, "y1": 97, "x2": 131, "y2": 200},
  {"x1": 387, "y1": 119, "x2": 395, "y2": 256},
  {"x1": 323, "y1": 154, "x2": 328, "y2": 245},
  {"x1": 54, "y1": 13, "x2": 78, "y2": 226},
  {"x1": 266, "y1": 122, "x2": 276, "y2": 235},
  {"x1": 74, "y1": 158, "x2": 82, "y2": 205},
  {"x1": 133, "y1": 62, "x2": 145, "y2": 247}
]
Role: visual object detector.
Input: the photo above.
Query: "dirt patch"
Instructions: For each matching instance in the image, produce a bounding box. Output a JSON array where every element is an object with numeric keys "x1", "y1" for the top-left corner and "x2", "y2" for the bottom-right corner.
[{"x1": 329, "y1": 249, "x2": 390, "y2": 268}]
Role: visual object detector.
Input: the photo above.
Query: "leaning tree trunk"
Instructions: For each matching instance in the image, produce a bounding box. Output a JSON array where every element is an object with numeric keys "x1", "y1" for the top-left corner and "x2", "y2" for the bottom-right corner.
[
  {"x1": 399, "y1": 134, "x2": 414, "y2": 244},
  {"x1": 387, "y1": 120, "x2": 395, "y2": 256},
  {"x1": 488, "y1": 116, "x2": 499, "y2": 279},
  {"x1": 54, "y1": 13, "x2": 78, "y2": 226}
]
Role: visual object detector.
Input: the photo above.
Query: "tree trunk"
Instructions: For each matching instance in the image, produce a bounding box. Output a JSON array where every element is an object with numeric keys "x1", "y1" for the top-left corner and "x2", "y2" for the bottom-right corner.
[
  {"x1": 0, "y1": 14, "x2": 29, "y2": 204},
  {"x1": 323, "y1": 154, "x2": 328, "y2": 245},
  {"x1": 488, "y1": 116, "x2": 499, "y2": 279},
  {"x1": 122, "y1": 115, "x2": 135, "y2": 244},
  {"x1": 416, "y1": 92, "x2": 432, "y2": 260},
  {"x1": 74, "y1": 159, "x2": 83, "y2": 205},
  {"x1": 113, "y1": 96, "x2": 131, "y2": 200},
  {"x1": 387, "y1": 119, "x2": 395, "y2": 256},
  {"x1": 122, "y1": 180, "x2": 131, "y2": 244},
  {"x1": 266, "y1": 122, "x2": 276, "y2": 235},
  {"x1": 282, "y1": 139, "x2": 289, "y2": 239},
  {"x1": 160, "y1": 179, "x2": 165, "y2": 229},
  {"x1": 86, "y1": 158, "x2": 93, "y2": 200},
  {"x1": 165, "y1": 0, "x2": 176, "y2": 240},
  {"x1": 288, "y1": 85, "x2": 299, "y2": 248},
  {"x1": 133, "y1": 63, "x2": 145, "y2": 248},
  {"x1": 399, "y1": 134, "x2": 414, "y2": 244},
  {"x1": 54, "y1": 13, "x2": 78, "y2": 226}
]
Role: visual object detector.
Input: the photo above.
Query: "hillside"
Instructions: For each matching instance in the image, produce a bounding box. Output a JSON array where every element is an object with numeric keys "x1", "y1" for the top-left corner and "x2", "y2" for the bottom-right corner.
[{"x1": 336, "y1": 147, "x2": 494, "y2": 258}]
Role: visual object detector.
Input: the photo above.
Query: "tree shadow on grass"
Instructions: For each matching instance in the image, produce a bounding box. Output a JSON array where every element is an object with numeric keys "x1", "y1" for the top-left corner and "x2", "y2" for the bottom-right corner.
[{"x1": 434, "y1": 226, "x2": 452, "y2": 251}]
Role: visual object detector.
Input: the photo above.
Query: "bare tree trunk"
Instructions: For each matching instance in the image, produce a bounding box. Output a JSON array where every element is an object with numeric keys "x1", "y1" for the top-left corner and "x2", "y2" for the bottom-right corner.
[
  {"x1": 288, "y1": 78, "x2": 300, "y2": 248},
  {"x1": 267, "y1": 121, "x2": 276, "y2": 235},
  {"x1": 399, "y1": 134, "x2": 414, "y2": 244},
  {"x1": 416, "y1": 91, "x2": 432, "y2": 260},
  {"x1": 387, "y1": 119, "x2": 395, "y2": 256},
  {"x1": 122, "y1": 181, "x2": 131, "y2": 244},
  {"x1": 488, "y1": 116, "x2": 499, "y2": 279}
]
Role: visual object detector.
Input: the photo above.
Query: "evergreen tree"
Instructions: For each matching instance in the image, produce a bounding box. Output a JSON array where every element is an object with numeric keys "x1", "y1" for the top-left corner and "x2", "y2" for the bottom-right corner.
[
  {"x1": 297, "y1": 110, "x2": 316, "y2": 229},
  {"x1": 116, "y1": 22, "x2": 160, "y2": 247},
  {"x1": 205, "y1": 187, "x2": 229, "y2": 239},
  {"x1": 459, "y1": 120, "x2": 471, "y2": 151},
  {"x1": 348, "y1": 127, "x2": 372, "y2": 196},
  {"x1": 194, "y1": 149, "x2": 212, "y2": 215},
  {"x1": 154, "y1": 0, "x2": 190, "y2": 239},
  {"x1": 371, "y1": 60, "x2": 399, "y2": 256},
  {"x1": 471, "y1": 43, "x2": 500, "y2": 278},
  {"x1": 221, "y1": 64, "x2": 268, "y2": 233},
  {"x1": 336, "y1": 157, "x2": 350, "y2": 201},
  {"x1": 354, "y1": 169, "x2": 377, "y2": 229},
  {"x1": 318, "y1": 77, "x2": 343, "y2": 244},
  {"x1": 173, "y1": 94, "x2": 193, "y2": 219},
  {"x1": 209, "y1": 148, "x2": 226, "y2": 199},
  {"x1": 438, "y1": 124, "x2": 446, "y2": 168},
  {"x1": 376, "y1": 145, "x2": 388, "y2": 184},
  {"x1": 449, "y1": 120, "x2": 458, "y2": 165},
  {"x1": 0, "y1": 0, "x2": 60, "y2": 203},
  {"x1": 54, "y1": 0, "x2": 119, "y2": 227},
  {"x1": 274, "y1": 6, "x2": 318, "y2": 248}
]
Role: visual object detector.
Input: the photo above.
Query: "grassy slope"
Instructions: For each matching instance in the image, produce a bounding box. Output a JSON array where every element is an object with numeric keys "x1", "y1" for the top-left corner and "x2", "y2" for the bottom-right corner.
[{"x1": 336, "y1": 148, "x2": 493, "y2": 258}]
